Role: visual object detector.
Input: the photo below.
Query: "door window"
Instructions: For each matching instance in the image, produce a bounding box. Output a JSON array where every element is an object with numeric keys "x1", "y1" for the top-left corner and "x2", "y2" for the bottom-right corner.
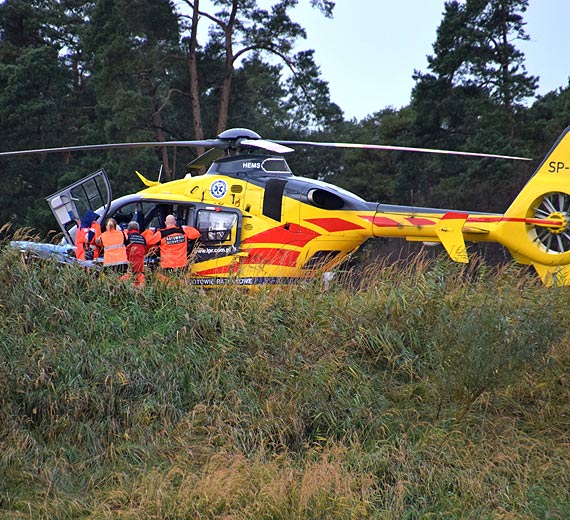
[{"x1": 46, "y1": 169, "x2": 111, "y2": 244}]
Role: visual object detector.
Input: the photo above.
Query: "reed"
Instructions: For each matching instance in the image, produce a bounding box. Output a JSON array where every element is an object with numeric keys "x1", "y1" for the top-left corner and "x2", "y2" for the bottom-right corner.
[{"x1": 1, "y1": 245, "x2": 569, "y2": 518}]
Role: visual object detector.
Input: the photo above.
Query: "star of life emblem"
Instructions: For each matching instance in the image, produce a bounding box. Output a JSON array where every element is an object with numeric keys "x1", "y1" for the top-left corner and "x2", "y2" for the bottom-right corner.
[{"x1": 210, "y1": 179, "x2": 227, "y2": 199}]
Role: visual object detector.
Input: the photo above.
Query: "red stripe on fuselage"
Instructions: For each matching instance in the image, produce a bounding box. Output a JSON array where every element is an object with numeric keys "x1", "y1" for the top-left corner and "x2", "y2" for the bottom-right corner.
[
  {"x1": 406, "y1": 217, "x2": 436, "y2": 226},
  {"x1": 244, "y1": 248, "x2": 300, "y2": 267},
  {"x1": 193, "y1": 265, "x2": 232, "y2": 276},
  {"x1": 193, "y1": 248, "x2": 300, "y2": 276},
  {"x1": 466, "y1": 216, "x2": 561, "y2": 224},
  {"x1": 359, "y1": 215, "x2": 400, "y2": 227},
  {"x1": 357, "y1": 213, "x2": 564, "y2": 230},
  {"x1": 242, "y1": 223, "x2": 319, "y2": 247},
  {"x1": 466, "y1": 216, "x2": 505, "y2": 223},
  {"x1": 304, "y1": 217, "x2": 366, "y2": 232},
  {"x1": 443, "y1": 212, "x2": 469, "y2": 220}
]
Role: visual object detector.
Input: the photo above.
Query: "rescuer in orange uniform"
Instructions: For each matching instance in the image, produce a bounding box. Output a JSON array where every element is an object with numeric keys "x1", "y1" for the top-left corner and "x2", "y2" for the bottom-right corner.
[
  {"x1": 95, "y1": 218, "x2": 128, "y2": 273},
  {"x1": 124, "y1": 220, "x2": 147, "y2": 284},
  {"x1": 75, "y1": 210, "x2": 101, "y2": 261},
  {"x1": 146, "y1": 214, "x2": 200, "y2": 272}
]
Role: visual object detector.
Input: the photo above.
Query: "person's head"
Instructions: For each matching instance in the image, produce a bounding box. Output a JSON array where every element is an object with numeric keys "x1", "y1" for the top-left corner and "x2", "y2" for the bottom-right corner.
[
  {"x1": 127, "y1": 221, "x2": 140, "y2": 231},
  {"x1": 80, "y1": 210, "x2": 100, "y2": 228},
  {"x1": 105, "y1": 218, "x2": 117, "y2": 231},
  {"x1": 165, "y1": 214, "x2": 177, "y2": 227}
]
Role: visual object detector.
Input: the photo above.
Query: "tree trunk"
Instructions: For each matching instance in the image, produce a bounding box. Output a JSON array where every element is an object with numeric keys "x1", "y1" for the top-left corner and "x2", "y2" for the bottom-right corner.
[
  {"x1": 152, "y1": 109, "x2": 171, "y2": 181},
  {"x1": 188, "y1": 0, "x2": 205, "y2": 154},
  {"x1": 216, "y1": 0, "x2": 238, "y2": 134},
  {"x1": 217, "y1": 59, "x2": 233, "y2": 134}
]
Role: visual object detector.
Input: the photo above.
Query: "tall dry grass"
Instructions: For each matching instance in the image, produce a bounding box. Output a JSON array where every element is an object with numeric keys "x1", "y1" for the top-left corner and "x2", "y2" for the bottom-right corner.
[{"x1": 1, "y1": 244, "x2": 569, "y2": 518}]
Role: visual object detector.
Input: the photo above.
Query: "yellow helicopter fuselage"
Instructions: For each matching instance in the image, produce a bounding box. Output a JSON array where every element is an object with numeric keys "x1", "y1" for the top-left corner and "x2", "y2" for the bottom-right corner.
[
  {"x1": 136, "y1": 158, "x2": 377, "y2": 284},
  {"x1": 131, "y1": 126, "x2": 570, "y2": 286},
  {"x1": 38, "y1": 127, "x2": 570, "y2": 287}
]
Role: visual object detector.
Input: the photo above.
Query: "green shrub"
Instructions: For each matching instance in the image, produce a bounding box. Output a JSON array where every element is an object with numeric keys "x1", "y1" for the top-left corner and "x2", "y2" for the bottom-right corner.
[{"x1": 1, "y1": 247, "x2": 569, "y2": 518}]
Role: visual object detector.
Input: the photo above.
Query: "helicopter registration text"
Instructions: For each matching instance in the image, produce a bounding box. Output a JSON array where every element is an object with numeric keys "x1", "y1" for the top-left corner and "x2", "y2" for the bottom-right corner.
[{"x1": 548, "y1": 161, "x2": 570, "y2": 173}]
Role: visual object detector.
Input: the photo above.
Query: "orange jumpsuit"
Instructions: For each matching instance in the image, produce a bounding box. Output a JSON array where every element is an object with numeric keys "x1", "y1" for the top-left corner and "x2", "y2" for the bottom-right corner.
[
  {"x1": 125, "y1": 230, "x2": 147, "y2": 274},
  {"x1": 98, "y1": 228, "x2": 128, "y2": 266},
  {"x1": 75, "y1": 221, "x2": 101, "y2": 260},
  {"x1": 147, "y1": 225, "x2": 200, "y2": 269}
]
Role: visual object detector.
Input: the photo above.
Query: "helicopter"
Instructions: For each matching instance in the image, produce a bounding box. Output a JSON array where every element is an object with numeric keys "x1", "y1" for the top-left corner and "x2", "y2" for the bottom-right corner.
[{"x1": 3, "y1": 126, "x2": 570, "y2": 286}]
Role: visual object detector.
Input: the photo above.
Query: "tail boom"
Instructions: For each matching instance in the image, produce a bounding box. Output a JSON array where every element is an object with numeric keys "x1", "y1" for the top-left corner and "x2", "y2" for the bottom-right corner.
[{"x1": 364, "y1": 125, "x2": 570, "y2": 286}]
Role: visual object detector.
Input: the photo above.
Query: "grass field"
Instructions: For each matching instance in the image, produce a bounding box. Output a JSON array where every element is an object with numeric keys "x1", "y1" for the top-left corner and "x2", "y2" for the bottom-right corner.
[{"x1": 1, "y1": 245, "x2": 569, "y2": 519}]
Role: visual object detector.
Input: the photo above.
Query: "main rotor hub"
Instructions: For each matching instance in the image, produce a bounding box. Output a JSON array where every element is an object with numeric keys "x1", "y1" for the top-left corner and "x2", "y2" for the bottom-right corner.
[{"x1": 217, "y1": 128, "x2": 261, "y2": 140}]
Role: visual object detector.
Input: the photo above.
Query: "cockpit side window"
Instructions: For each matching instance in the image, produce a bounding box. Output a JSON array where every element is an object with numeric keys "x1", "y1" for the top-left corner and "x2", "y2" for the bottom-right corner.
[{"x1": 196, "y1": 210, "x2": 238, "y2": 244}]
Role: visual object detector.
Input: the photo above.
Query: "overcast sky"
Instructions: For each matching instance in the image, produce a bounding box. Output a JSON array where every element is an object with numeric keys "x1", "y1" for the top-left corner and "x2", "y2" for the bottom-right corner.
[
  {"x1": 194, "y1": 1, "x2": 570, "y2": 120},
  {"x1": 289, "y1": 0, "x2": 570, "y2": 119}
]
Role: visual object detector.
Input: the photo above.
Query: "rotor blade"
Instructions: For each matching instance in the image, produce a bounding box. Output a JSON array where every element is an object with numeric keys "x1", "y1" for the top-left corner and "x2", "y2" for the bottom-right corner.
[
  {"x1": 526, "y1": 217, "x2": 565, "y2": 227},
  {"x1": 275, "y1": 140, "x2": 532, "y2": 161},
  {"x1": 0, "y1": 140, "x2": 223, "y2": 157},
  {"x1": 186, "y1": 147, "x2": 226, "y2": 169},
  {"x1": 240, "y1": 139, "x2": 294, "y2": 154}
]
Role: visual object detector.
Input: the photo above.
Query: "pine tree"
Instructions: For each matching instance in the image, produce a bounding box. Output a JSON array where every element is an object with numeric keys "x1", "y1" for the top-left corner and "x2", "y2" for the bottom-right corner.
[
  {"x1": 176, "y1": 0, "x2": 338, "y2": 137},
  {"x1": 409, "y1": 0, "x2": 538, "y2": 211}
]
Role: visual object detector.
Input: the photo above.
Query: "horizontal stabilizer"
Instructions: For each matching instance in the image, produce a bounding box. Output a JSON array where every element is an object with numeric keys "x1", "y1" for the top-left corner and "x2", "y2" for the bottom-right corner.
[{"x1": 436, "y1": 212, "x2": 469, "y2": 263}]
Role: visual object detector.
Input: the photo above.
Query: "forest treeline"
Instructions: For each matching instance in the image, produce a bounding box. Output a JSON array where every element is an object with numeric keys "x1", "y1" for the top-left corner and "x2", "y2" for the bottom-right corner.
[{"x1": 1, "y1": 0, "x2": 569, "y2": 234}]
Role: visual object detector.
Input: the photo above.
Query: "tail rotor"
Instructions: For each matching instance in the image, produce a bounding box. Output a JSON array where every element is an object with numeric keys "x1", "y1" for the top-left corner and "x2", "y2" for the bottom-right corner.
[{"x1": 528, "y1": 192, "x2": 570, "y2": 254}]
